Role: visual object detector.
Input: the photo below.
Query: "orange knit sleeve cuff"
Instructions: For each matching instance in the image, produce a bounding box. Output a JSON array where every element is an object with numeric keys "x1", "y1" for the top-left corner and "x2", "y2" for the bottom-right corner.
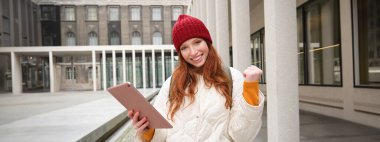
[
  {"x1": 243, "y1": 81, "x2": 260, "y2": 106},
  {"x1": 140, "y1": 128, "x2": 155, "y2": 142}
]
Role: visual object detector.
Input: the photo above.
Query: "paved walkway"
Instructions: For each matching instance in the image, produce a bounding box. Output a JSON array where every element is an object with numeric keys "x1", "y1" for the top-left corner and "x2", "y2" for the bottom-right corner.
[
  {"x1": 254, "y1": 107, "x2": 380, "y2": 142},
  {"x1": 116, "y1": 105, "x2": 380, "y2": 142},
  {"x1": 1, "y1": 91, "x2": 379, "y2": 142},
  {"x1": 0, "y1": 90, "x2": 158, "y2": 142}
]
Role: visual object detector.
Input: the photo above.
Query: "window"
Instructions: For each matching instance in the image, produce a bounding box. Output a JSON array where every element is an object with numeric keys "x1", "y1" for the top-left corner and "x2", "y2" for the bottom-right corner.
[
  {"x1": 132, "y1": 31, "x2": 142, "y2": 45},
  {"x1": 354, "y1": 0, "x2": 380, "y2": 87},
  {"x1": 297, "y1": 0, "x2": 341, "y2": 86},
  {"x1": 125, "y1": 53, "x2": 134, "y2": 84},
  {"x1": 66, "y1": 32, "x2": 76, "y2": 46},
  {"x1": 64, "y1": 6, "x2": 75, "y2": 21},
  {"x1": 88, "y1": 67, "x2": 94, "y2": 80},
  {"x1": 88, "y1": 32, "x2": 98, "y2": 45},
  {"x1": 172, "y1": 6, "x2": 182, "y2": 21},
  {"x1": 108, "y1": 6, "x2": 120, "y2": 21},
  {"x1": 2, "y1": 17, "x2": 10, "y2": 34},
  {"x1": 87, "y1": 6, "x2": 98, "y2": 21},
  {"x1": 66, "y1": 67, "x2": 76, "y2": 80},
  {"x1": 41, "y1": 6, "x2": 56, "y2": 21},
  {"x1": 2, "y1": 0, "x2": 10, "y2": 16},
  {"x1": 130, "y1": 6, "x2": 141, "y2": 21},
  {"x1": 250, "y1": 29, "x2": 266, "y2": 83},
  {"x1": 152, "y1": 32, "x2": 163, "y2": 45},
  {"x1": 297, "y1": 9, "x2": 305, "y2": 84},
  {"x1": 2, "y1": 17, "x2": 11, "y2": 46},
  {"x1": 155, "y1": 53, "x2": 163, "y2": 87},
  {"x1": 152, "y1": 7, "x2": 162, "y2": 21},
  {"x1": 110, "y1": 31, "x2": 120, "y2": 45}
]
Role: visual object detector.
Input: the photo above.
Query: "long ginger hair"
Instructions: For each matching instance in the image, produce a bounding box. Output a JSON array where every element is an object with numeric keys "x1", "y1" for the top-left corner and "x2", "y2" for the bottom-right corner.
[{"x1": 167, "y1": 43, "x2": 232, "y2": 120}]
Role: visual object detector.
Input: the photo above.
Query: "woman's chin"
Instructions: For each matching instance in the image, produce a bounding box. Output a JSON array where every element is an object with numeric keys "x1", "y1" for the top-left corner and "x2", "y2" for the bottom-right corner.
[{"x1": 191, "y1": 61, "x2": 206, "y2": 68}]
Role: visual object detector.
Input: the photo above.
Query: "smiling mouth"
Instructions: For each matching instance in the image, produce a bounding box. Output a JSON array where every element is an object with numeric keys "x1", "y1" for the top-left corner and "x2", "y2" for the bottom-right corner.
[{"x1": 192, "y1": 54, "x2": 202, "y2": 62}]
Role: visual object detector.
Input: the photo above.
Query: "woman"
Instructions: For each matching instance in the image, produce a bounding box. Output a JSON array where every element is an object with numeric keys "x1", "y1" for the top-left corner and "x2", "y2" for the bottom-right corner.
[{"x1": 128, "y1": 14, "x2": 264, "y2": 142}]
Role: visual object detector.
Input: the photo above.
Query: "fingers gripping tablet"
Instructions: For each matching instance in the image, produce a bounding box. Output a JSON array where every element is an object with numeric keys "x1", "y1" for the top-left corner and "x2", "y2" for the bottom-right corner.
[{"x1": 107, "y1": 82, "x2": 172, "y2": 129}]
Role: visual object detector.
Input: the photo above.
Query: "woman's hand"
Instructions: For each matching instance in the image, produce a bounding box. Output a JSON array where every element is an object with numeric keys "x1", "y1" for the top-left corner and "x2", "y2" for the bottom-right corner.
[
  {"x1": 243, "y1": 65, "x2": 263, "y2": 82},
  {"x1": 127, "y1": 110, "x2": 150, "y2": 133}
]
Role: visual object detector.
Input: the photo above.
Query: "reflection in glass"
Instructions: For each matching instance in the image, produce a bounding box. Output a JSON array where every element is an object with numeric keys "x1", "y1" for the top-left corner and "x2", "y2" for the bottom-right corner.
[
  {"x1": 250, "y1": 29, "x2": 266, "y2": 83},
  {"x1": 21, "y1": 56, "x2": 50, "y2": 92},
  {"x1": 297, "y1": 9, "x2": 305, "y2": 84},
  {"x1": 116, "y1": 57, "x2": 123, "y2": 85},
  {"x1": 106, "y1": 56, "x2": 113, "y2": 88},
  {"x1": 0, "y1": 54, "x2": 12, "y2": 93},
  {"x1": 135, "y1": 53, "x2": 143, "y2": 88},
  {"x1": 155, "y1": 53, "x2": 163, "y2": 87},
  {"x1": 357, "y1": 0, "x2": 380, "y2": 86},
  {"x1": 145, "y1": 53, "x2": 153, "y2": 88},
  {"x1": 164, "y1": 52, "x2": 173, "y2": 79},
  {"x1": 299, "y1": 0, "x2": 341, "y2": 85},
  {"x1": 125, "y1": 53, "x2": 134, "y2": 85}
]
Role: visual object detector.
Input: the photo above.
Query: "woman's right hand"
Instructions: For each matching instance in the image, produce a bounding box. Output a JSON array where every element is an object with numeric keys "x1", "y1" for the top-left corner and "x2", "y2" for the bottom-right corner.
[{"x1": 128, "y1": 110, "x2": 150, "y2": 133}]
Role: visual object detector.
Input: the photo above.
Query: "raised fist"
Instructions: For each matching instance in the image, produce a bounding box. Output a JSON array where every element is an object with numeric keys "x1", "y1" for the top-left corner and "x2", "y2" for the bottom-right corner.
[{"x1": 243, "y1": 65, "x2": 263, "y2": 82}]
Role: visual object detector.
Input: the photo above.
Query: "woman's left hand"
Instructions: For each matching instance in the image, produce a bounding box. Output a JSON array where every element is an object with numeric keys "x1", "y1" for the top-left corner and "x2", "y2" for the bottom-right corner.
[{"x1": 243, "y1": 65, "x2": 263, "y2": 82}]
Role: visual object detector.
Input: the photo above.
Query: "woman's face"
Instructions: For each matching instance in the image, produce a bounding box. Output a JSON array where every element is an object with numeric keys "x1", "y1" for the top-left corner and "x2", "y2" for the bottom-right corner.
[{"x1": 179, "y1": 38, "x2": 209, "y2": 68}]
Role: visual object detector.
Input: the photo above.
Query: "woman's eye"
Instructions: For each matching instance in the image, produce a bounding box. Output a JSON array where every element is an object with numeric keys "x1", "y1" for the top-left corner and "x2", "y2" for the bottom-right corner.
[
  {"x1": 195, "y1": 40, "x2": 201, "y2": 44},
  {"x1": 180, "y1": 46, "x2": 187, "y2": 51}
]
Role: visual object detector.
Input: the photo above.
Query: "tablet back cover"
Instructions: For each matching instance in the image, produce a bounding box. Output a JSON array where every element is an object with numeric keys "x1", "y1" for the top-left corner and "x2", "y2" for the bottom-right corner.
[{"x1": 107, "y1": 83, "x2": 172, "y2": 128}]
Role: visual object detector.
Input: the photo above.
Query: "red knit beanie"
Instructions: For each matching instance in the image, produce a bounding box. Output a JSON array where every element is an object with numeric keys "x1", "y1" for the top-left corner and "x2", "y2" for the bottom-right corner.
[{"x1": 172, "y1": 14, "x2": 212, "y2": 52}]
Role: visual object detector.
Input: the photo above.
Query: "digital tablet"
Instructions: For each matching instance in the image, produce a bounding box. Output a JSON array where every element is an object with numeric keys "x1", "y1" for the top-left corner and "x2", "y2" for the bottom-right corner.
[{"x1": 107, "y1": 82, "x2": 172, "y2": 129}]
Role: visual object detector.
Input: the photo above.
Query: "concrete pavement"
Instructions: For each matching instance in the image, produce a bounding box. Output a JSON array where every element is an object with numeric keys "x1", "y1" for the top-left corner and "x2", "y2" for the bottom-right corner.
[{"x1": 0, "y1": 89, "x2": 158, "y2": 142}]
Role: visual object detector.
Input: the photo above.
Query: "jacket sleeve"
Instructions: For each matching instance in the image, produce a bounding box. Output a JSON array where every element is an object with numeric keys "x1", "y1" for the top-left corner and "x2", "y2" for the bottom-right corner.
[
  {"x1": 228, "y1": 68, "x2": 265, "y2": 142},
  {"x1": 135, "y1": 77, "x2": 171, "y2": 142}
]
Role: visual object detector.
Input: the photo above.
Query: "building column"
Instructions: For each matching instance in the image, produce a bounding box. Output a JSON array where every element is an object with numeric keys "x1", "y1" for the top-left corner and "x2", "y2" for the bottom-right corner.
[
  {"x1": 112, "y1": 50, "x2": 116, "y2": 86},
  {"x1": 92, "y1": 50, "x2": 97, "y2": 91},
  {"x1": 152, "y1": 50, "x2": 156, "y2": 89},
  {"x1": 264, "y1": 0, "x2": 300, "y2": 142},
  {"x1": 49, "y1": 51, "x2": 55, "y2": 93},
  {"x1": 215, "y1": 0, "x2": 230, "y2": 66},
  {"x1": 122, "y1": 50, "x2": 126, "y2": 83},
  {"x1": 206, "y1": 0, "x2": 216, "y2": 45},
  {"x1": 340, "y1": 0, "x2": 355, "y2": 121},
  {"x1": 142, "y1": 50, "x2": 146, "y2": 89},
  {"x1": 161, "y1": 49, "x2": 165, "y2": 85},
  {"x1": 132, "y1": 50, "x2": 136, "y2": 86},
  {"x1": 195, "y1": 0, "x2": 200, "y2": 18},
  {"x1": 193, "y1": 0, "x2": 197, "y2": 17},
  {"x1": 189, "y1": 1, "x2": 194, "y2": 16},
  {"x1": 231, "y1": 0, "x2": 252, "y2": 72},
  {"x1": 201, "y1": 0, "x2": 207, "y2": 24},
  {"x1": 11, "y1": 52, "x2": 22, "y2": 94},
  {"x1": 102, "y1": 50, "x2": 106, "y2": 91}
]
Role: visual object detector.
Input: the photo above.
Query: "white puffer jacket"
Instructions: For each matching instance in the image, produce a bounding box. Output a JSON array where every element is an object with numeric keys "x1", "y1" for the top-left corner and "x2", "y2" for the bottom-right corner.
[{"x1": 136, "y1": 67, "x2": 265, "y2": 142}]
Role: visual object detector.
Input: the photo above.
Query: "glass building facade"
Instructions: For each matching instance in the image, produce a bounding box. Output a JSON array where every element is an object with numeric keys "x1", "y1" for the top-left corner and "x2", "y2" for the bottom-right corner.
[{"x1": 354, "y1": 0, "x2": 380, "y2": 87}]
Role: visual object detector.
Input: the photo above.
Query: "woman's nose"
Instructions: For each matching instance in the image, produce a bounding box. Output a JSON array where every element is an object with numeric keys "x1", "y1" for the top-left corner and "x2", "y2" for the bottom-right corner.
[{"x1": 189, "y1": 46, "x2": 198, "y2": 56}]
